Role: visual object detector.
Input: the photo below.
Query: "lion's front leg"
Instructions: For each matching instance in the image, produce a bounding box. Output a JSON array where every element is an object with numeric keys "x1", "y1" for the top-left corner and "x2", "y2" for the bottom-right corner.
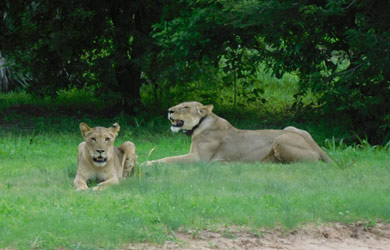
[
  {"x1": 92, "y1": 177, "x2": 120, "y2": 191},
  {"x1": 74, "y1": 175, "x2": 89, "y2": 191},
  {"x1": 146, "y1": 153, "x2": 197, "y2": 166},
  {"x1": 118, "y1": 142, "x2": 137, "y2": 177}
]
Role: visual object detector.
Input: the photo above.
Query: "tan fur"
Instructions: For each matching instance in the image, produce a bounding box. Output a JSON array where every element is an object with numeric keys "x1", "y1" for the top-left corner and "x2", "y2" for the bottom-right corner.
[
  {"x1": 74, "y1": 122, "x2": 137, "y2": 191},
  {"x1": 147, "y1": 102, "x2": 330, "y2": 165}
]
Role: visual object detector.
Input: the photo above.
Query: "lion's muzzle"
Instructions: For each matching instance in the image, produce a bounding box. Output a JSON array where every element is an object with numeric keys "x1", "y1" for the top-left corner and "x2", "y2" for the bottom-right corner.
[
  {"x1": 168, "y1": 112, "x2": 184, "y2": 128},
  {"x1": 93, "y1": 150, "x2": 108, "y2": 165},
  {"x1": 93, "y1": 156, "x2": 107, "y2": 163},
  {"x1": 171, "y1": 119, "x2": 184, "y2": 127}
]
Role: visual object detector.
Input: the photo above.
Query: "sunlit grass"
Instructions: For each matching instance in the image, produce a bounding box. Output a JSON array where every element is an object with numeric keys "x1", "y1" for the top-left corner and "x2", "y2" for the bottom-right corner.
[
  {"x1": 0, "y1": 87, "x2": 106, "y2": 112},
  {"x1": 1, "y1": 128, "x2": 390, "y2": 250}
]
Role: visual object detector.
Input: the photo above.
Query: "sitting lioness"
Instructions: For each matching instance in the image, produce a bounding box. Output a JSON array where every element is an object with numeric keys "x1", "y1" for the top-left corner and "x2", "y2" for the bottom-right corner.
[
  {"x1": 74, "y1": 122, "x2": 137, "y2": 191},
  {"x1": 147, "y1": 102, "x2": 330, "y2": 164}
]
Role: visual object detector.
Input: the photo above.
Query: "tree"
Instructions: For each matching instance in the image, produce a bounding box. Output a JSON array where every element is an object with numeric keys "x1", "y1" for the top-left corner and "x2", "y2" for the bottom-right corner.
[
  {"x1": 0, "y1": 0, "x2": 165, "y2": 110},
  {"x1": 2, "y1": 0, "x2": 390, "y2": 143},
  {"x1": 0, "y1": 50, "x2": 29, "y2": 92},
  {"x1": 152, "y1": 0, "x2": 390, "y2": 144}
]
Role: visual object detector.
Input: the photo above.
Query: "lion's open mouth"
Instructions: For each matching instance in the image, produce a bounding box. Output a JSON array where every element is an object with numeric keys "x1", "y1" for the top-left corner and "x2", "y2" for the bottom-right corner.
[
  {"x1": 93, "y1": 157, "x2": 107, "y2": 163},
  {"x1": 170, "y1": 118, "x2": 184, "y2": 128}
]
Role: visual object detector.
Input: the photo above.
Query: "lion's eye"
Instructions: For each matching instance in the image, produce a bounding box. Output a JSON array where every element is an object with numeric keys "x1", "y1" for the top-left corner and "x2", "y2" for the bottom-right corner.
[
  {"x1": 105, "y1": 137, "x2": 110, "y2": 142},
  {"x1": 91, "y1": 138, "x2": 97, "y2": 142}
]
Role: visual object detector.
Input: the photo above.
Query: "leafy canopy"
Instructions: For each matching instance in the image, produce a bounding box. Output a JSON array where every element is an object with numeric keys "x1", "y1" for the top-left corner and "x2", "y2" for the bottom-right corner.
[{"x1": 151, "y1": 0, "x2": 390, "y2": 143}]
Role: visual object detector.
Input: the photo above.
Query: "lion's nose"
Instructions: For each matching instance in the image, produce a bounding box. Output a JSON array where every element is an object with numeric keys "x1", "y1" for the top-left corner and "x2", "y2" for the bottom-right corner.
[
  {"x1": 96, "y1": 150, "x2": 105, "y2": 154},
  {"x1": 168, "y1": 110, "x2": 174, "y2": 114}
]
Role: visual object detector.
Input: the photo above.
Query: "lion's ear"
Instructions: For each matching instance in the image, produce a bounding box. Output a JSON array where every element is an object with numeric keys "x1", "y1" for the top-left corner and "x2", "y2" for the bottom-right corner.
[
  {"x1": 198, "y1": 104, "x2": 214, "y2": 116},
  {"x1": 110, "y1": 122, "x2": 120, "y2": 136},
  {"x1": 80, "y1": 122, "x2": 92, "y2": 139}
]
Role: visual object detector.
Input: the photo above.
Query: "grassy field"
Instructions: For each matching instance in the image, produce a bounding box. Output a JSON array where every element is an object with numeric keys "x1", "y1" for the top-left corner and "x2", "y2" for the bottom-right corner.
[
  {"x1": 0, "y1": 88, "x2": 389, "y2": 249},
  {"x1": 1, "y1": 116, "x2": 390, "y2": 249}
]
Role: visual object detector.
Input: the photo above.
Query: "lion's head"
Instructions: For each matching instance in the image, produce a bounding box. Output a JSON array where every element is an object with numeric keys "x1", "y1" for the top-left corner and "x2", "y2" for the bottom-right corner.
[
  {"x1": 79, "y1": 122, "x2": 120, "y2": 167},
  {"x1": 168, "y1": 102, "x2": 214, "y2": 133}
]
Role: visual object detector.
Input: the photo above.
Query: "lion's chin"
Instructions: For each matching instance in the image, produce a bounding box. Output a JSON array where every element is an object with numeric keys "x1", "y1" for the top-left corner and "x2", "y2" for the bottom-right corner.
[
  {"x1": 93, "y1": 161, "x2": 107, "y2": 167},
  {"x1": 171, "y1": 126, "x2": 182, "y2": 133},
  {"x1": 93, "y1": 157, "x2": 107, "y2": 167}
]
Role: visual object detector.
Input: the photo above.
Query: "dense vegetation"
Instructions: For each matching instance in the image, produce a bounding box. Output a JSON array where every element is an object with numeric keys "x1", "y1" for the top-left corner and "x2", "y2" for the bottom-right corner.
[
  {"x1": 1, "y1": 0, "x2": 390, "y2": 143},
  {"x1": 1, "y1": 2, "x2": 390, "y2": 249}
]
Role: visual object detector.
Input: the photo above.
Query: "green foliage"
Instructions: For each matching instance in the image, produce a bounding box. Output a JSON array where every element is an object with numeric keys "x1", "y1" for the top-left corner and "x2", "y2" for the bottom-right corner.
[
  {"x1": 140, "y1": 62, "x2": 313, "y2": 114},
  {"x1": 0, "y1": 51, "x2": 29, "y2": 92},
  {"x1": 0, "y1": 1, "x2": 166, "y2": 109},
  {"x1": 0, "y1": 88, "x2": 105, "y2": 113},
  {"x1": 150, "y1": 0, "x2": 390, "y2": 144},
  {"x1": 2, "y1": 0, "x2": 390, "y2": 144}
]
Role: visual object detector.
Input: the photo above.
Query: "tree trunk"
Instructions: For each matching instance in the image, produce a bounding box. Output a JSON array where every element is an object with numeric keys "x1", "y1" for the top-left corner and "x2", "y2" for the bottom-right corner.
[
  {"x1": 108, "y1": 1, "x2": 164, "y2": 112},
  {"x1": 113, "y1": 61, "x2": 143, "y2": 109},
  {"x1": 110, "y1": 8, "x2": 143, "y2": 112}
]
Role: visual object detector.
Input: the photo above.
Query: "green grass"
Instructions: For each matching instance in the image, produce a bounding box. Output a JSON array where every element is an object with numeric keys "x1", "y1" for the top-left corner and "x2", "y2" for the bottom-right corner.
[
  {"x1": 0, "y1": 88, "x2": 108, "y2": 112},
  {"x1": 1, "y1": 124, "x2": 390, "y2": 250},
  {"x1": 0, "y1": 87, "x2": 387, "y2": 249}
]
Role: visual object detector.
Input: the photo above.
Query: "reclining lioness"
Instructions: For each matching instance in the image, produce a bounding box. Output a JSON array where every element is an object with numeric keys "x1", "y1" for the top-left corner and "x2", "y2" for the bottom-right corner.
[
  {"x1": 147, "y1": 102, "x2": 330, "y2": 164},
  {"x1": 74, "y1": 122, "x2": 137, "y2": 191}
]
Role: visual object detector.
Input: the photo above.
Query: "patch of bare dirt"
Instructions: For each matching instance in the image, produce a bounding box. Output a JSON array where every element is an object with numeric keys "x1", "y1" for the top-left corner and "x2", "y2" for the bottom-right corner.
[{"x1": 126, "y1": 222, "x2": 390, "y2": 250}]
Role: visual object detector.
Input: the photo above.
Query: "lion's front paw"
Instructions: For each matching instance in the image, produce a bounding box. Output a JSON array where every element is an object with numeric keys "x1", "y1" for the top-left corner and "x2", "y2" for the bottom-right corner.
[
  {"x1": 92, "y1": 184, "x2": 105, "y2": 191},
  {"x1": 76, "y1": 186, "x2": 89, "y2": 191},
  {"x1": 75, "y1": 183, "x2": 89, "y2": 191}
]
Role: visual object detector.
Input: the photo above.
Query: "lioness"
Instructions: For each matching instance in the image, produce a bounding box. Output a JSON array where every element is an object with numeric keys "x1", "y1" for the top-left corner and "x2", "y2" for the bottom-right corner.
[
  {"x1": 74, "y1": 122, "x2": 137, "y2": 191},
  {"x1": 147, "y1": 102, "x2": 330, "y2": 164}
]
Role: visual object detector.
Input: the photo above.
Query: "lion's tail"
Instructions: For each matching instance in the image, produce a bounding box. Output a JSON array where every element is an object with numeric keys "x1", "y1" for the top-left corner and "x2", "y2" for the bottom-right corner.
[{"x1": 319, "y1": 149, "x2": 331, "y2": 163}]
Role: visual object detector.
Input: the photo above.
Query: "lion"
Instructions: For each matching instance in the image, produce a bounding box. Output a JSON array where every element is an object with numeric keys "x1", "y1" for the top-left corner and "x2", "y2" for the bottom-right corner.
[
  {"x1": 74, "y1": 122, "x2": 137, "y2": 191},
  {"x1": 146, "y1": 101, "x2": 330, "y2": 165}
]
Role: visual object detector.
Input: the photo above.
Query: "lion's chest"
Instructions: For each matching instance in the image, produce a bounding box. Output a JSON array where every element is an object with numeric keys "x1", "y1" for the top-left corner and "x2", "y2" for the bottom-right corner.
[
  {"x1": 87, "y1": 169, "x2": 110, "y2": 181},
  {"x1": 85, "y1": 160, "x2": 120, "y2": 181}
]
